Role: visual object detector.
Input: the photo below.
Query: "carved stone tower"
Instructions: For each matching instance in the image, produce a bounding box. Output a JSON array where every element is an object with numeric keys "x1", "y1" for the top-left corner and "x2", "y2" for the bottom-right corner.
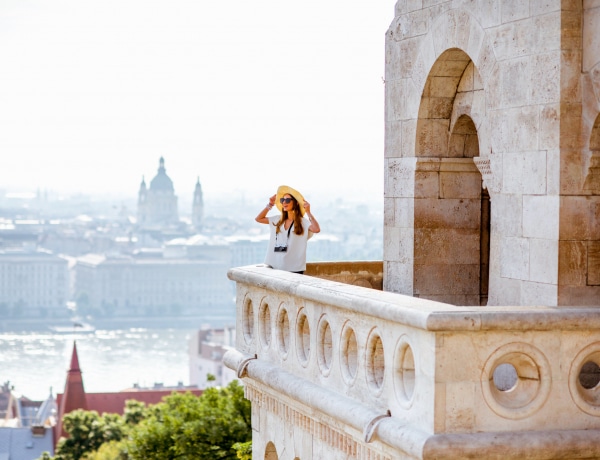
[{"x1": 383, "y1": 2, "x2": 600, "y2": 307}]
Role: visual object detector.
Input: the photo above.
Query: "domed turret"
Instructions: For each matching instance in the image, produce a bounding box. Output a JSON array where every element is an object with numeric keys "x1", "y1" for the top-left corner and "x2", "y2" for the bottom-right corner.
[
  {"x1": 136, "y1": 158, "x2": 179, "y2": 228},
  {"x1": 149, "y1": 157, "x2": 174, "y2": 192}
]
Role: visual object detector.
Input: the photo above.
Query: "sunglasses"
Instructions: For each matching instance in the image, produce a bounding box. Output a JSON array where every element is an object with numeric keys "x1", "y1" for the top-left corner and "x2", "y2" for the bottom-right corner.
[{"x1": 280, "y1": 197, "x2": 294, "y2": 204}]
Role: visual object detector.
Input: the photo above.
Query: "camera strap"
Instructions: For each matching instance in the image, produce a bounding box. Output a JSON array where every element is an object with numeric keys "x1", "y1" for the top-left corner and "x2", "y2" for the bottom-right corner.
[{"x1": 275, "y1": 222, "x2": 294, "y2": 247}]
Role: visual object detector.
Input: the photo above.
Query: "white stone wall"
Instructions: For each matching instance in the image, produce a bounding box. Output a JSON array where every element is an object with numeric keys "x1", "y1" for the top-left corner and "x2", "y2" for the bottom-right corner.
[{"x1": 384, "y1": 1, "x2": 600, "y2": 306}]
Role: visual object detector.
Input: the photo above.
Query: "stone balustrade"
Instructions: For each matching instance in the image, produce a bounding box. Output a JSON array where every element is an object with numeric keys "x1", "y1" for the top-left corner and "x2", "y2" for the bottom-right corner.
[{"x1": 225, "y1": 264, "x2": 600, "y2": 459}]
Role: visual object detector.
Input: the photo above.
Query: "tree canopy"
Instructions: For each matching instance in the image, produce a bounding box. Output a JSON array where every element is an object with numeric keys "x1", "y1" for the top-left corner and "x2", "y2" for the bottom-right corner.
[{"x1": 39, "y1": 381, "x2": 251, "y2": 460}]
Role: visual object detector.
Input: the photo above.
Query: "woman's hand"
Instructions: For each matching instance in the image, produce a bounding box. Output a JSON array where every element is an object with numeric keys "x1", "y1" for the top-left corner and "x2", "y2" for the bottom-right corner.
[
  {"x1": 303, "y1": 200, "x2": 320, "y2": 233},
  {"x1": 303, "y1": 201, "x2": 311, "y2": 214},
  {"x1": 256, "y1": 194, "x2": 278, "y2": 224}
]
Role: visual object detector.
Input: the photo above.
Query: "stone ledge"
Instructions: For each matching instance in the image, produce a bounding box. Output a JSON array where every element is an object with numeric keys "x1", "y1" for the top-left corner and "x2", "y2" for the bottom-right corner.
[
  {"x1": 228, "y1": 265, "x2": 600, "y2": 332},
  {"x1": 422, "y1": 429, "x2": 600, "y2": 460}
]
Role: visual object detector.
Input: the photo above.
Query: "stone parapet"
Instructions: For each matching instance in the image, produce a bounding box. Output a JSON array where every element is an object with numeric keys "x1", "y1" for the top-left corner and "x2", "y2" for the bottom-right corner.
[
  {"x1": 226, "y1": 265, "x2": 600, "y2": 459},
  {"x1": 305, "y1": 261, "x2": 383, "y2": 290}
]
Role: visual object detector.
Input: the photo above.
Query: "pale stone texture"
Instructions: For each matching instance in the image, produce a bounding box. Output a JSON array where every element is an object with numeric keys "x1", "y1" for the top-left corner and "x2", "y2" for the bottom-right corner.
[
  {"x1": 502, "y1": 151, "x2": 547, "y2": 194},
  {"x1": 522, "y1": 195, "x2": 559, "y2": 240},
  {"x1": 491, "y1": 193, "x2": 521, "y2": 236},
  {"x1": 383, "y1": 0, "x2": 600, "y2": 306},
  {"x1": 539, "y1": 104, "x2": 560, "y2": 150},
  {"x1": 528, "y1": 238, "x2": 559, "y2": 284},
  {"x1": 500, "y1": 237, "x2": 529, "y2": 280},
  {"x1": 385, "y1": 157, "x2": 416, "y2": 197},
  {"x1": 384, "y1": 260, "x2": 414, "y2": 294},
  {"x1": 386, "y1": 226, "x2": 414, "y2": 263},
  {"x1": 384, "y1": 1, "x2": 595, "y2": 310},
  {"x1": 384, "y1": 119, "x2": 403, "y2": 158},
  {"x1": 393, "y1": 197, "x2": 416, "y2": 228}
]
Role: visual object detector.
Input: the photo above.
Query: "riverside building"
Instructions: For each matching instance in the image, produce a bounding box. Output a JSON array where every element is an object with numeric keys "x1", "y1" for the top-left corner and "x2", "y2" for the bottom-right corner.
[
  {"x1": 0, "y1": 249, "x2": 68, "y2": 318},
  {"x1": 74, "y1": 250, "x2": 232, "y2": 317}
]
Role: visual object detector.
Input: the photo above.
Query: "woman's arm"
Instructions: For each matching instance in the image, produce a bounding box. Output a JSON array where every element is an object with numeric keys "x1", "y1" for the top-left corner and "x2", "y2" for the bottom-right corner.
[
  {"x1": 255, "y1": 194, "x2": 276, "y2": 224},
  {"x1": 304, "y1": 201, "x2": 320, "y2": 233}
]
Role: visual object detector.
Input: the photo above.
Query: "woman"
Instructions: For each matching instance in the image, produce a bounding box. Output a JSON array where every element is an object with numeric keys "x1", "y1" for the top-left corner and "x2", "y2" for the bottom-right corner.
[{"x1": 255, "y1": 185, "x2": 321, "y2": 274}]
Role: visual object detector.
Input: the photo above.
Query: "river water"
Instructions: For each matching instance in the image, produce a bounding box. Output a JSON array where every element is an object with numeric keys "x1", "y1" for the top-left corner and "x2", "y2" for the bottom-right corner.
[{"x1": 0, "y1": 325, "x2": 205, "y2": 401}]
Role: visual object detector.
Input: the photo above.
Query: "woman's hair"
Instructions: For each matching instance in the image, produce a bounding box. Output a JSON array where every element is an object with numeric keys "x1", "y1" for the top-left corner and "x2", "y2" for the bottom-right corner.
[{"x1": 274, "y1": 195, "x2": 304, "y2": 235}]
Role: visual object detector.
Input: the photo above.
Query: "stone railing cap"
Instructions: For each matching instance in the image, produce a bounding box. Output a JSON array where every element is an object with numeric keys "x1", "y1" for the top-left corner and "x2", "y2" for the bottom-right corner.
[{"x1": 228, "y1": 265, "x2": 600, "y2": 331}]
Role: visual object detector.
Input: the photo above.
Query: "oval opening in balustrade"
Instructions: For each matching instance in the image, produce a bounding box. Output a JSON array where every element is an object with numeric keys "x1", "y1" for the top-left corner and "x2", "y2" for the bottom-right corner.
[
  {"x1": 394, "y1": 336, "x2": 415, "y2": 407},
  {"x1": 569, "y1": 345, "x2": 600, "y2": 416},
  {"x1": 317, "y1": 316, "x2": 333, "y2": 376},
  {"x1": 242, "y1": 297, "x2": 254, "y2": 344},
  {"x1": 481, "y1": 343, "x2": 551, "y2": 419},
  {"x1": 366, "y1": 330, "x2": 385, "y2": 394},
  {"x1": 277, "y1": 305, "x2": 290, "y2": 357},
  {"x1": 341, "y1": 323, "x2": 358, "y2": 385},
  {"x1": 259, "y1": 301, "x2": 271, "y2": 348},
  {"x1": 296, "y1": 310, "x2": 311, "y2": 366}
]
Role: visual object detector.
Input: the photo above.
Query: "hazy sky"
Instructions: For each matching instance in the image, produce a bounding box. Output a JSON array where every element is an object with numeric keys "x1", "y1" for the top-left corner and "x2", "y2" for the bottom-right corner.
[{"x1": 0, "y1": 1, "x2": 396, "y2": 204}]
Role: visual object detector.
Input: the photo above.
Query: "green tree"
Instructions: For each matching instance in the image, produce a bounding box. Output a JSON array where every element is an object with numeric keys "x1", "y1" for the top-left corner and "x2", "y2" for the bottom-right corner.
[
  {"x1": 50, "y1": 410, "x2": 127, "y2": 460},
  {"x1": 38, "y1": 400, "x2": 149, "y2": 460},
  {"x1": 38, "y1": 384, "x2": 251, "y2": 460},
  {"x1": 128, "y1": 382, "x2": 251, "y2": 460},
  {"x1": 233, "y1": 441, "x2": 252, "y2": 460},
  {"x1": 83, "y1": 440, "x2": 129, "y2": 460},
  {"x1": 123, "y1": 399, "x2": 148, "y2": 426}
]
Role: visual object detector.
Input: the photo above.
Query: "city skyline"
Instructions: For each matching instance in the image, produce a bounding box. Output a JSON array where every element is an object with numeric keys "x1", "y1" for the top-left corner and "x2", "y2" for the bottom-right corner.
[{"x1": 0, "y1": 1, "x2": 395, "y2": 204}]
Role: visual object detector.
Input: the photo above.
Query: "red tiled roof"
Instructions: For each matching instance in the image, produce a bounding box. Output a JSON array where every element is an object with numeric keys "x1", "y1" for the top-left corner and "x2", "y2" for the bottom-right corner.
[
  {"x1": 54, "y1": 340, "x2": 203, "y2": 448},
  {"x1": 56, "y1": 389, "x2": 203, "y2": 416},
  {"x1": 61, "y1": 342, "x2": 87, "y2": 413}
]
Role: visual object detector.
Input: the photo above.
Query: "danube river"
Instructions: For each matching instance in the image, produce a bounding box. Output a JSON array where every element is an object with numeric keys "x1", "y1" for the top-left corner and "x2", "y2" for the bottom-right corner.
[{"x1": 0, "y1": 316, "x2": 233, "y2": 401}]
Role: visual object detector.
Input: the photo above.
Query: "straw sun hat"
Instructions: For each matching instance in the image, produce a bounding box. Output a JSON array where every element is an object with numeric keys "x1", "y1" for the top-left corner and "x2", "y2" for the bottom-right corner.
[{"x1": 275, "y1": 185, "x2": 306, "y2": 216}]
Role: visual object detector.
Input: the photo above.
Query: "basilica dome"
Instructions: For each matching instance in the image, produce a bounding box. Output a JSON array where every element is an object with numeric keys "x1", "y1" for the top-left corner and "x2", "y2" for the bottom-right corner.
[{"x1": 150, "y1": 157, "x2": 174, "y2": 192}]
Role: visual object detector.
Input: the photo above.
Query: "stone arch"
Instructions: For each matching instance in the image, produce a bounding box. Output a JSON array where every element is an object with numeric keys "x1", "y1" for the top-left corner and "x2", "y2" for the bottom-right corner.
[
  {"x1": 584, "y1": 113, "x2": 600, "y2": 194},
  {"x1": 450, "y1": 61, "x2": 486, "y2": 136},
  {"x1": 414, "y1": 49, "x2": 488, "y2": 306},
  {"x1": 264, "y1": 441, "x2": 278, "y2": 460},
  {"x1": 411, "y1": 9, "x2": 497, "y2": 173},
  {"x1": 416, "y1": 49, "x2": 472, "y2": 158},
  {"x1": 411, "y1": 9, "x2": 497, "y2": 99},
  {"x1": 448, "y1": 115, "x2": 479, "y2": 158}
]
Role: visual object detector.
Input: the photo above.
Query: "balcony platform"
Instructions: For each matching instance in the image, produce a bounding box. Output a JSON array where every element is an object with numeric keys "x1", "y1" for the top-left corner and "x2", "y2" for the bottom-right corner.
[{"x1": 225, "y1": 264, "x2": 600, "y2": 459}]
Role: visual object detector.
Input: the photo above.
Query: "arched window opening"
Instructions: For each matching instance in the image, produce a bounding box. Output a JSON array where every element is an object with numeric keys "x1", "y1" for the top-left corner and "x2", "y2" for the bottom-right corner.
[
  {"x1": 413, "y1": 49, "x2": 487, "y2": 306},
  {"x1": 265, "y1": 442, "x2": 278, "y2": 460}
]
